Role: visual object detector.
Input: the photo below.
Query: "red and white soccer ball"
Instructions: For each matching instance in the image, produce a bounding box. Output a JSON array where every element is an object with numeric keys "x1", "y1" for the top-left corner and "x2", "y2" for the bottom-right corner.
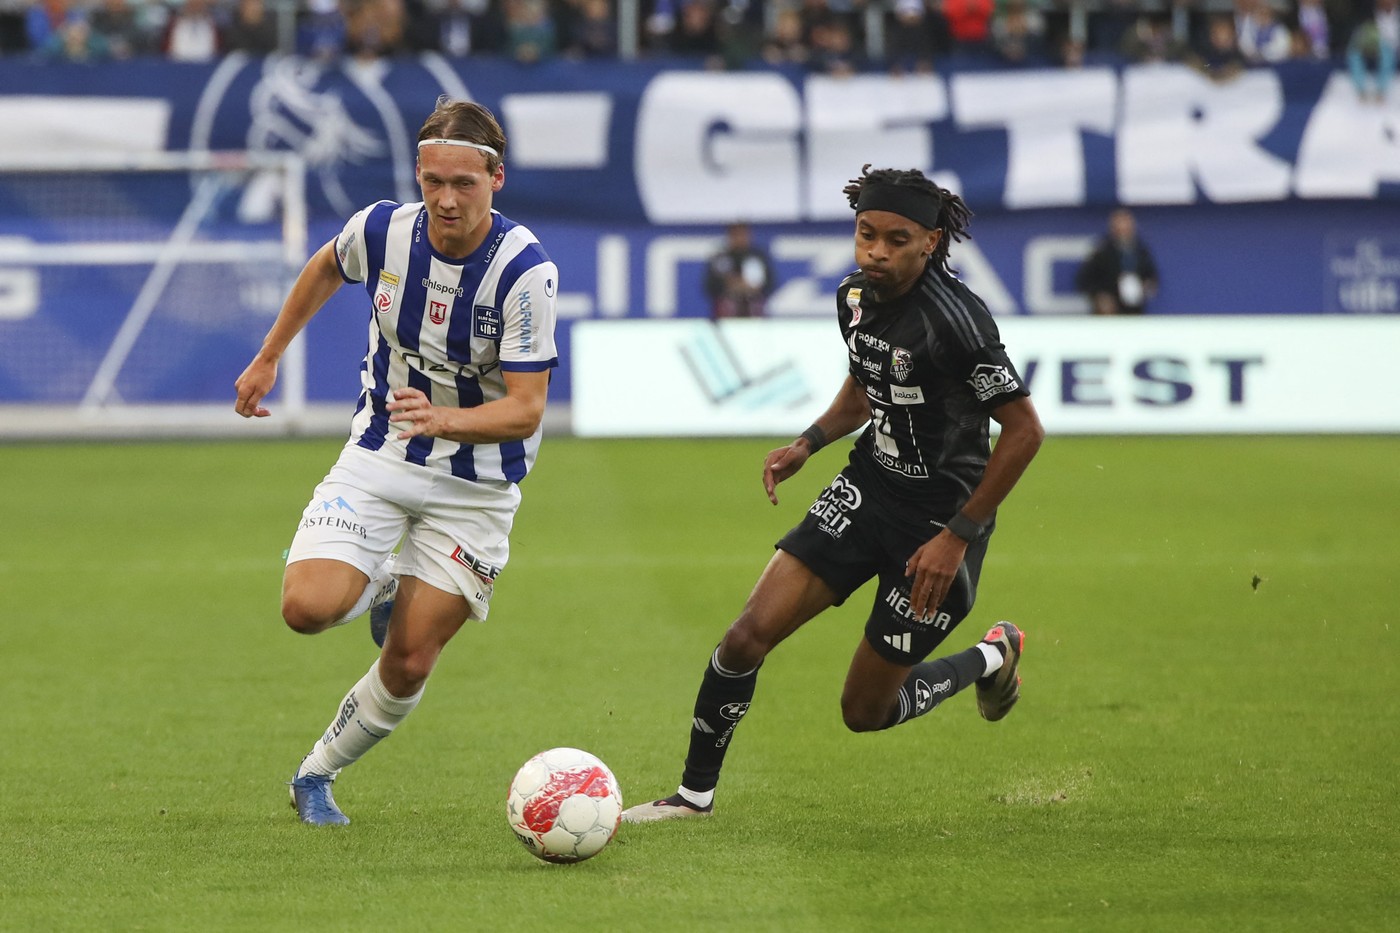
[{"x1": 506, "y1": 747, "x2": 622, "y2": 863}]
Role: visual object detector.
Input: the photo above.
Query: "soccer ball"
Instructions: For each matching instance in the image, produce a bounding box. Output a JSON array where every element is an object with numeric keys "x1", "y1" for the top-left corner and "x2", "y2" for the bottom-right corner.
[{"x1": 506, "y1": 747, "x2": 622, "y2": 863}]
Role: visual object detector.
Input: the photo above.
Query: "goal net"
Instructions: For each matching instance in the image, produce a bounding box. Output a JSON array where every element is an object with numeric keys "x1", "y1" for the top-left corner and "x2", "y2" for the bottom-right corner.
[{"x1": 0, "y1": 150, "x2": 328, "y2": 439}]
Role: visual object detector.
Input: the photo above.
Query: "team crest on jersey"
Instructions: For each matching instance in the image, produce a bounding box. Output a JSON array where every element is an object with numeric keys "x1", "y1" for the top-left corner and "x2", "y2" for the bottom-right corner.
[
  {"x1": 428, "y1": 300, "x2": 448, "y2": 325},
  {"x1": 846, "y1": 288, "x2": 863, "y2": 325},
  {"x1": 891, "y1": 348, "x2": 913, "y2": 383},
  {"x1": 473, "y1": 305, "x2": 503, "y2": 340},
  {"x1": 373, "y1": 271, "x2": 400, "y2": 314}
]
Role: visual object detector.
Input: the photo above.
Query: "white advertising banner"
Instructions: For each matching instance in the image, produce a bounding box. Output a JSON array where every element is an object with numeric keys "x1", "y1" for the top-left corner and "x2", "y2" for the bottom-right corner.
[{"x1": 572, "y1": 317, "x2": 1400, "y2": 436}]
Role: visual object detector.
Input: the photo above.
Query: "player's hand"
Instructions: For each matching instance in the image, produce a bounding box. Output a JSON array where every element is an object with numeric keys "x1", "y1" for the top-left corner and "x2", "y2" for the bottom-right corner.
[
  {"x1": 762, "y1": 443, "x2": 809, "y2": 505},
  {"x1": 234, "y1": 356, "x2": 277, "y2": 418},
  {"x1": 386, "y1": 387, "x2": 448, "y2": 439},
  {"x1": 904, "y1": 530, "x2": 968, "y2": 618}
]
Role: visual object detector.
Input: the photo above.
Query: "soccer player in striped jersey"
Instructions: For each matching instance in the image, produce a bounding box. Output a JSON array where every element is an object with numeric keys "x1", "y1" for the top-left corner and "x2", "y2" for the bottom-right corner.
[
  {"x1": 234, "y1": 98, "x2": 558, "y2": 826},
  {"x1": 623, "y1": 166, "x2": 1045, "y2": 823}
]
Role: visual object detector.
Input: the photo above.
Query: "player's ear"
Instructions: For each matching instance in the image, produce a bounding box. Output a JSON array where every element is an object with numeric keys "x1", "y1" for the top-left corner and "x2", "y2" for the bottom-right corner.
[
  {"x1": 925, "y1": 228, "x2": 942, "y2": 257},
  {"x1": 492, "y1": 163, "x2": 505, "y2": 192}
]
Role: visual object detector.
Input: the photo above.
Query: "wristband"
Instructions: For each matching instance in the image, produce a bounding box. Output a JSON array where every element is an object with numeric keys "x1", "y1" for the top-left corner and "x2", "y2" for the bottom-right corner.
[
  {"x1": 944, "y1": 511, "x2": 985, "y2": 543},
  {"x1": 798, "y1": 425, "x2": 826, "y2": 453}
]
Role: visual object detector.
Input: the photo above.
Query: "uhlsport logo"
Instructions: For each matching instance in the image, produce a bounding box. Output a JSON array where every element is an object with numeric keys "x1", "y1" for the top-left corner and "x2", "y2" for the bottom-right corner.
[{"x1": 968, "y1": 363, "x2": 1018, "y2": 402}]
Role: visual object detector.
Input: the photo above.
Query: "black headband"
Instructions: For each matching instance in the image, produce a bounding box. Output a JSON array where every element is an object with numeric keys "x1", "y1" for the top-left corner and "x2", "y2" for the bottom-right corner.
[{"x1": 854, "y1": 181, "x2": 942, "y2": 230}]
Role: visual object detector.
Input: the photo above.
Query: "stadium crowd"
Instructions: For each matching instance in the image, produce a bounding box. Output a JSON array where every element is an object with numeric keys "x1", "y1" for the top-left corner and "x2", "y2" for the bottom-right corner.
[{"x1": 0, "y1": 0, "x2": 1392, "y2": 82}]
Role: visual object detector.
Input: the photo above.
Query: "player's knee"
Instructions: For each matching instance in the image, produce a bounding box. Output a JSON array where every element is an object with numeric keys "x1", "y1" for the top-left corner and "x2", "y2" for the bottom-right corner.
[
  {"x1": 718, "y1": 618, "x2": 771, "y2": 671},
  {"x1": 840, "y1": 695, "x2": 893, "y2": 733},
  {"x1": 378, "y1": 647, "x2": 437, "y2": 695},
  {"x1": 280, "y1": 593, "x2": 336, "y2": 635}
]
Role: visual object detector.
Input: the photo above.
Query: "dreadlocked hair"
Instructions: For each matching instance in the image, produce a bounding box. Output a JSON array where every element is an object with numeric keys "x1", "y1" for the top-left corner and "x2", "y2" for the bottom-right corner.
[{"x1": 842, "y1": 165, "x2": 973, "y2": 275}]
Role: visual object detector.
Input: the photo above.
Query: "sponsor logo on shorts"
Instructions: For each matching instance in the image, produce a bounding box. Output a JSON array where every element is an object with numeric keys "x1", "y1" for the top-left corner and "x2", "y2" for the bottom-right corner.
[
  {"x1": 968, "y1": 363, "x2": 1019, "y2": 402},
  {"x1": 300, "y1": 498, "x2": 367, "y2": 539},
  {"x1": 451, "y1": 545, "x2": 503, "y2": 581},
  {"x1": 808, "y1": 474, "x2": 862, "y2": 539},
  {"x1": 884, "y1": 585, "x2": 953, "y2": 630}
]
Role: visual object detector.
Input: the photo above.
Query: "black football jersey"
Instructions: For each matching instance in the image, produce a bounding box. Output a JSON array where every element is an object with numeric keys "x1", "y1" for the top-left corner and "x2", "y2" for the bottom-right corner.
[{"x1": 835, "y1": 263, "x2": 1029, "y2": 516}]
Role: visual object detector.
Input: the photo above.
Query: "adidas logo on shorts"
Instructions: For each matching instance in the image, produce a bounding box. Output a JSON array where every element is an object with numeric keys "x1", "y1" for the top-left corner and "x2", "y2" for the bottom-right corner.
[{"x1": 883, "y1": 632, "x2": 912, "y2": 653}]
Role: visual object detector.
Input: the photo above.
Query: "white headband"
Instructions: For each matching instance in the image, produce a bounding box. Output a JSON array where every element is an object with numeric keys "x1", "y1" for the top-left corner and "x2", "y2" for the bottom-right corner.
[{"x1": 417, "y1": 138, "x2": 500, "y2": 159}]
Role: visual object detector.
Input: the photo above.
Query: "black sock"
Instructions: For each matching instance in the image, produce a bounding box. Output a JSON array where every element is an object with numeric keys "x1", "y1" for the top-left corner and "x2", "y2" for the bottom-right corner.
[
  {"x1": 883, "y1": 646, "x2": 987, "y2": 729},
  {"x1": 680, "y1": 647, "x2": 759, "y2": 793}
]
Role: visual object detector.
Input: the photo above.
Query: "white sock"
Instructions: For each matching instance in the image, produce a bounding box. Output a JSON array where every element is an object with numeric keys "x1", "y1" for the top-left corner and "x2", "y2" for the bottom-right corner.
[
  {"x1": 677, "y1": 786, "x2": 714, "y2": 809},
  {"x1": 976, "y1": 641, "x2": 1004, "y2": 677},
  {"x1": 330, "y1": 554, "x2": 398, "y2": 627},
  {"x1": 297, "y1": 660, "x2": 423, "y2": 777}
]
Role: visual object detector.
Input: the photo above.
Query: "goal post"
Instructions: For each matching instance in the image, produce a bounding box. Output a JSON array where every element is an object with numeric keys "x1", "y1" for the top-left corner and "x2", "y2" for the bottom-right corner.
[{"x1": 0, "y1": 149, "x2": 341, "y2": 439}]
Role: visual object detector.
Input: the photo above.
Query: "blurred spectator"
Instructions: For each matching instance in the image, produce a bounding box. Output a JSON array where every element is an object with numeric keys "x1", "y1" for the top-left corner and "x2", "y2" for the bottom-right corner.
[
  {"x1": 668, "y1": 0, "x2": 722, "y2": 62},
  {"x1": 505, "y1": 0, "x2": 558, "y2": 61},
  {"x1": 299, "y1": 0, "x2": 345, "y2": 59},
  {"x1": 1348, "y1": 0, "x2": 1398, "y2": 101},
  {"x1": 1057, "y1": 35, "x2": 1086, "y2": 67},
  {"x1": 942, "y1": 0, "x2": 993, "y2": 53},
  {"x1": 1076, "y1": 208, "x2": 1159, "y2": 316},
  {"x1": 705, "y1": 222, "x2": 774, "y2": 319},
  {"x1": 1089, "y1": 0, "x2": 1136, "y2": 55},
  {"x1": 225, "y1": 0, "x2": 281, "y2": 54},
  {"x1": 1236, "y1": 0, "x2": 1291, "y2": 62},
  {"x1": 26, "y1": 0, "x2": 77, "y2": 50},
  {"x1": 1292, "y1": 0, "x2": 1332, "y2": 59},
  {"x1": 808, "y1": 14, "x2": 859, "y2": 73},
  {"x1": 564, "y1": 0, "x2": 617, "y2": 57},
  {"x1": 40, "y1": 13, "x2": 110, "y2": 60},
  {"x1": 714, "y1": 0, "x2": 765, "y2": 68},
  {"x1": 1120, "y1": 13, "x2": 1188, "y2": 63},
  {"x1": 992, "y1": 0, "x2": 1046, "y2": 66},
  {"x1": 90, "y1": 0, "x2": 152, "y2": 58},
  {"x1": 886, "y1": 0, "x2": 941, "y2": 74},
  {"x1": 343, "y1": 0, "x2": 407, "y2": 58},
  {"x1": 410, "y1": 0, "x2": 504, "y2": 56},
  {"x1": 1189, "y1": 14, "x2": 1246, "y2": 81},
  {"x1": 162, "y1": 0, "x2": 223, "y2": 61},
  {"x1": 761, "y1": 5, "x2": 809, "y2": 65}
]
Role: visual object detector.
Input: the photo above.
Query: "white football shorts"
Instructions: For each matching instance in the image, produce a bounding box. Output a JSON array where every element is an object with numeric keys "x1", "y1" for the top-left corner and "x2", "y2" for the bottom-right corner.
[{"x1": 285, "y1": 443, "x2": 521, "y2": 620}]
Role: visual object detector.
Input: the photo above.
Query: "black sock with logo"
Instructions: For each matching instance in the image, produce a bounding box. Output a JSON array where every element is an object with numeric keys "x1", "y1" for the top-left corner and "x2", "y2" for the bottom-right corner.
[
  {"x1": 680, "y1": 647, "x2": 759, "y2": 793},
  {"x1": 883, "y1": 646, "x2": 987, "y2": 729}
]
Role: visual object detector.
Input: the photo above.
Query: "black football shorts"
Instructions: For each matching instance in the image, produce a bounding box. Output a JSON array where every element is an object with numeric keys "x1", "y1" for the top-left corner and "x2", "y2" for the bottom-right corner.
[{"x1": 776, "y1": 467, "x2": 990, "y2": 665}]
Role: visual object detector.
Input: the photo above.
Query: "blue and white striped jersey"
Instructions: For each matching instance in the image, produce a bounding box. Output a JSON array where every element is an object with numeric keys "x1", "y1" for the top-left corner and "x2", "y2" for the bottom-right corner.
[{"x1": 333, "y1": 201, "x2": 558, "y2": 485}]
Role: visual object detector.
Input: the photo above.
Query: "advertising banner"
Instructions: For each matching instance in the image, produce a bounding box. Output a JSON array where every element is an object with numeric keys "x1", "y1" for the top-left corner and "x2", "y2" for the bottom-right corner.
[{"x1": 572, "y1": 317, "x2": 1400, "y2": 436}]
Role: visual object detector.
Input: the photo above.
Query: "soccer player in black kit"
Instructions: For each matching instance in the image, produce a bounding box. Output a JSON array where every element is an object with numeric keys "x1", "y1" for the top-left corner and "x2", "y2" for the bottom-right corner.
[{"x1": 623, "y1": 166, "x2": 1045, "y2": 822}]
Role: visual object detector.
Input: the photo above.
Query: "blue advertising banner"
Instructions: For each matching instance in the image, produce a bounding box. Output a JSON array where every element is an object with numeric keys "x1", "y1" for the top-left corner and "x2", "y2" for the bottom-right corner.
[{"x1": 1, "y1": 57, "x2": 1396, "y2": 411}]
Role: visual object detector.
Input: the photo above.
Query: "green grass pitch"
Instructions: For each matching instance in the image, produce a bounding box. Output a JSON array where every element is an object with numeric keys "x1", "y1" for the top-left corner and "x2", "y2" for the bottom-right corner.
[{"x1": 1, "y1": 434, "x2": 1396, "y2": 931}]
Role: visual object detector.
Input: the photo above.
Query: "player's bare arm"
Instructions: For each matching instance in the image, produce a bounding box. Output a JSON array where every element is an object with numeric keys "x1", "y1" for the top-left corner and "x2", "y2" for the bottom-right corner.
[
  {"x1": 763, "y1": 375, "x2": 871, "y2": 504},
  {"x1": 906, "y1": 395, "x2": 1044, "y2": 617},
  {"x1": 234, "y1": 240, "x2": 343, "y2": 418},
  {"x1": 387, "y1": 369, "x2": 550, "y2": 443}
]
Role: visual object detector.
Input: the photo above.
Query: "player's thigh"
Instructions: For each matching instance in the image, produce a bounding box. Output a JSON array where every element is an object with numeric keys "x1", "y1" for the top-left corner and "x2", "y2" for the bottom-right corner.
[
  {"x1": 284, "y1": 451, "x2": 412, "y2": 617},
  {"x1": 402, "y1": 474, "x2": 519, "y2": 622},
  {"x1": 862, "y1": 529, "x2": 990, "y2": 666}
]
